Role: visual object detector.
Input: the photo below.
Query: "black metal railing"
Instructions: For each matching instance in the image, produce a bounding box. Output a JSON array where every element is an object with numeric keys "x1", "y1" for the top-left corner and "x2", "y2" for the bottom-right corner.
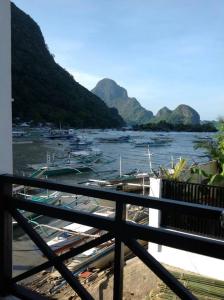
[
  {"x1": 162, "y1": 179, "x2": 224, "y2": 207},
  {"x1": 1, "y1": 174, "x2": 224, "y2": 300},
  {"x1": 161, "y1": 180, "x2": 224, "y2": 239}
]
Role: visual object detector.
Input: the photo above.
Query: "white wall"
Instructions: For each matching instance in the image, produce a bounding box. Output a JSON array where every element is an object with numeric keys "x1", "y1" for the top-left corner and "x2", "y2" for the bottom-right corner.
[
  {"x1": 148, "y1": 177, "x2": 224, "y2": 280},
  {"x1": 148, "y1": 178, "x2": 162, "y2": 253},
  {"x1": 0, "y1": 0, "x2": 13, "y2": 174},
  {"x1": 150, "y1": 233, "x2": 224, "y2": 281}
]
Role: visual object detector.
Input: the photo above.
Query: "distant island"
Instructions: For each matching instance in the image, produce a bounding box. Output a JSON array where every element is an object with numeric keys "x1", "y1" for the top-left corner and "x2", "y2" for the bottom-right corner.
[
  {"x1": 134, "y1": 121, "x2": 217, "y2": 132},
  {"x1": 92, "y1": 78, "x2": 153, "y2": 125},
  {"x1": 92, "y1": 79, "x2": 201, "y2": 126}
]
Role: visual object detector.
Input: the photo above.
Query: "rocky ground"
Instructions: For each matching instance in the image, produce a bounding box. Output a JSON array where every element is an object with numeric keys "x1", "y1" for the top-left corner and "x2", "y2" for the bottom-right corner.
[{"x1": 24, "y1": 256, "x2": 160, "y2": 300}]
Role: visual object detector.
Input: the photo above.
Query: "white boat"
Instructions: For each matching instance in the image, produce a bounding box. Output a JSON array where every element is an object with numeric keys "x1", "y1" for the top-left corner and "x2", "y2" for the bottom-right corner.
[
  {"x1": 47, "y1": 223, "x2": 99, "y2": 252},
  {"x1": 38, "y1": 208, "x2": 115, "y2": 254},
  {"x1": 13, "y1": 130, "x2": 29, "y2": 138},
  {"x1": 70, "y1": 148, "x2": 102, "y2": 161},
  {"x1": 45, "y1": 128, "x2": 76, "y2": 140},
  {"x1": 69, "y1": 138, "x2": 93, "y2": 150}
]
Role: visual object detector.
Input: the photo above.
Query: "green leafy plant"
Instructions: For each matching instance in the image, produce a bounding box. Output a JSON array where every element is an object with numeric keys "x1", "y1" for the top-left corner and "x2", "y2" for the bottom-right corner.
[
  {"x1": 192, "y1": 119, "x2": 224, "y2": 186},
  {"x1": 190, "y1": 166, "x2": 224, "y2": 186},
  {"x1": 160, "y1": 158, "x2": 187, "y2": 181}
]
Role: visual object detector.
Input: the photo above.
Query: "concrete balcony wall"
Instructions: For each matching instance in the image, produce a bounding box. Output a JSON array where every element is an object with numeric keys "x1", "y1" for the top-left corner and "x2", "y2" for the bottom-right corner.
[
  {"x1": 148, "y1": 177, "x2": 224, "y2": 280},
  {"x1": 0, "y1": 0, "x2": 13, "y2": 174}
]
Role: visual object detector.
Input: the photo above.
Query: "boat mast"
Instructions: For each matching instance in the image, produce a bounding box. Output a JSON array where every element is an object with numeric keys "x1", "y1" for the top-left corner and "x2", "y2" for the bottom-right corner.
[
  {"x1": 171, "y1": 155, "x2": 174, "y2": 169},
  {"x1": 119, "y1": 155, "x2": 122, "y2": 177},
  {"x1": 147, "y1": 146, "x2": 152, "y2": 173}
]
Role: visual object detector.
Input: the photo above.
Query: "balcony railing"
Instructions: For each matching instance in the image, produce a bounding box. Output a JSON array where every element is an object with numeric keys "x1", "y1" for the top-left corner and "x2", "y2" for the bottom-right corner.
[
  {"x1": 1, "y1": 174, "x2": 224, "y2": 300},
  {"x1": 162, "y1": 179, "x2": 224, "y2": 239}
]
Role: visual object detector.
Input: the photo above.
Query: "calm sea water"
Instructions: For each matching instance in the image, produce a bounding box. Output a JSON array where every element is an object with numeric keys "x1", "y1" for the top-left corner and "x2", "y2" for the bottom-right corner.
[
  {"x1": 12, "y1": 129, "x2": 214, "y2": 277},
  {"x1": 13, "y1": 129, "x2": 213, "y2": 184}
]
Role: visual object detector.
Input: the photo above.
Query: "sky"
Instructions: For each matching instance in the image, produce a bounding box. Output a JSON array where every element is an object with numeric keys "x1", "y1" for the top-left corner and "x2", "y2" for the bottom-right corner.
[{"x1": 13, "y1": 0, "x2": 224, "y2": 120}]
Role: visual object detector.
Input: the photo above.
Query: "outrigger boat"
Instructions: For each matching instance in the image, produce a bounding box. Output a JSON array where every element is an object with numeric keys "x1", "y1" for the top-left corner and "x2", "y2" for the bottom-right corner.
[
  {"x1": 13, "y1": 190, "x2": 62, "y2": 224},
  {"x1": 97, "y1": 135, "x2": 130, "y2": 143},
  {"x1": 28, "y1": 164, "x2": 96, "y2": 177},
  {"x1": 69, "y1": 140, "x2": 93, "y2": 150},
  {"x1": 151, "y1": 136, "x2": 173, "y2": 143},
  {"x1": 35, "y1": 208, "x2": 115, "y2": 254},
  {"x1": 134, "y1": 140, "x2": 171, "y2": 147},
  {"x1": 70, "y1": 147, "x2": 102, "y2": 163},
  {"x1": 44, "y1": 128, "x2": 76, "y2": 140},
  {"x1": 28, "y1": 153, "x2": 96, "y2": 177}
]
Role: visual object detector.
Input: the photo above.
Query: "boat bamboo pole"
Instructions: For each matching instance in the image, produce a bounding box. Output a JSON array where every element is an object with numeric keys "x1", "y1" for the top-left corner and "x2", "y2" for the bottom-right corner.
[{"x1": 34, "y1": 224, "x2": 101, "y2": 238}]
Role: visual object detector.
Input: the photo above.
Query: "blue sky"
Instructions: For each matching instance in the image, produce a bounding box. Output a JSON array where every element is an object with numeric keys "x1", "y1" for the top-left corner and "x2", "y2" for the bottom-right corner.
[{"x1": 13, "y1": 0, "x2": 224, "y2": 120}]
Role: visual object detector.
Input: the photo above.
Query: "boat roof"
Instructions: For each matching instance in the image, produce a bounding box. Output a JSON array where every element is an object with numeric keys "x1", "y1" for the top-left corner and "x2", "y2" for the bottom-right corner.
[
  {"x1": 64, "y1": 222, "x2": 92, "y2": 233},
  {"x1": 81, "y1": 248, "x2": 97, "y2": 256},
  {"x1": 94, "y1": 210, "x2": 114, "y2": 217},
  {"x1": 63, "y1": 209, "x2": 114, "y2": 232},
  {"x1": 94, "y1": 211, "x2": 114, "y2": 217}
]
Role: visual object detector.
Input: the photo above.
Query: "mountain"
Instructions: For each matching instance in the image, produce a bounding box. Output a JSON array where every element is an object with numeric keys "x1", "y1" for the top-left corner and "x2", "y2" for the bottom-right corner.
[
  {"x1": 92, "y1": 79, "x2": 153, "y2": 125},
  {"x1": 155, "y1": 106, "x2": 172, "y2": 122},
  {"x1": 170, "y1": 105, "x2": 200, "y2": 125},
  {"x1": 92, "y1": 79, "x2": 200, "y2": 126},
  {"x1": 153, "y1": 105, "x2": 200, "y2": 125},
  {"x1": 11, "y1": 3, "x2": 124, "y2": 128}
]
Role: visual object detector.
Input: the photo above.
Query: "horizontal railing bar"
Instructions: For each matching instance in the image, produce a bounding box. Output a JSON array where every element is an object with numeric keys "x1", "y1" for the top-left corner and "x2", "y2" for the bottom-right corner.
[
  {"x1": 10, "y1": 197, "x2": 115, "y2": 231},
  {"x1": 1, "y1": 174, "x2": 224, "y2": 299},
  {"x1": 2, "y1": 174, "x2": 223, "y2": 218},
  {"x1": 124, "y1": 238, "x2": 196, "y2": 300},
  {"x1": 12, "y1": 232, "x2": 113, "y2": 283},
  {"x1": 121, "y1": 222, "x2": 224, "y2": 260},
  {"x1": 10, "y1": 198, "x2": 224, "y2": 260},
  {"x1": 11, "y1": 208, "x2": 94, "y2": 300},
  {"x1": 11, "y1": 283, "x2": 49, "y2": 300}
]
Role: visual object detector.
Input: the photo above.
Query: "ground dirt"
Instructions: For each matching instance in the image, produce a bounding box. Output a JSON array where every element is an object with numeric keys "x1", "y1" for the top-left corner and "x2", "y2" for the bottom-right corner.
[{"x1": 52, "y1": 257, "x2": 160, "y2": 300}]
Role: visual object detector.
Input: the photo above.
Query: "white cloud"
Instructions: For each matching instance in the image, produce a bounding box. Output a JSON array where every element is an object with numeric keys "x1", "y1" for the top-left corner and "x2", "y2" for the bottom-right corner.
[{"x1": 69, "y1": 70, "x2": 102, "y2": 90}]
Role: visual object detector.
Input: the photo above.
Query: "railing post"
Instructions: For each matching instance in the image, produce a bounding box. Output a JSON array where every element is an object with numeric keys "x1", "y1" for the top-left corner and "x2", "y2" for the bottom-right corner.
[
  {"x1": 0, "y1": 181, "x2": 12, "y2": 296},
  {"x1": 113, "y1": 202, "x2": 126, "y2": 300}
]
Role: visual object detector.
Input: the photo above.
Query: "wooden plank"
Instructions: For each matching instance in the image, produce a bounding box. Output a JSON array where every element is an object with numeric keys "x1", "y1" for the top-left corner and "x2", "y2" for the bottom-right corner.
[{"x1": 11, "y1": 284, "x2": 49, "y2": 300}]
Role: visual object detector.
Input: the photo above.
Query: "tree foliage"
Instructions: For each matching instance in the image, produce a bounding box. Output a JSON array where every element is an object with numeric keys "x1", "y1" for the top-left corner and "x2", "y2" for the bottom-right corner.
[
  {"x1": 134, "y1": 121, "x2": 217, "y2": 132},
  {"x1": 192, "y1": 119, "x2": 224, "y2": 186}
]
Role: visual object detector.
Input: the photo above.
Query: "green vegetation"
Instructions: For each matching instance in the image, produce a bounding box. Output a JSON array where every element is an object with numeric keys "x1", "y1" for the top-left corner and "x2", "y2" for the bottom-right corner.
[
  {"x1": 11, "y1": 3, "x2": 124, "y2": 128},
  {"x1": 92, "y1": 78, "x2": 154, "y2": 125},
  {"x1": 192, "y1": 119, "x2": 224, "y2": 186},
  {"x1": 160, "y1": 158, "x2": 187, "y2": 181},
  {"x1": 152, "y1": 104, "x2": 200, "y2": 125},
  {"x1": 134, "y1": 121, "x2": 217, "y2": 132}
]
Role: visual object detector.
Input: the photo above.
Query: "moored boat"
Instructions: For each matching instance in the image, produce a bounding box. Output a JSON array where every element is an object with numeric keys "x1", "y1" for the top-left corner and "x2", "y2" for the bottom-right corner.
[
  {"x1": 36, "y1": 208, "x2": 115, "y2": 254},
  {"x1": 45, "y1": 128, "x2": 76, "y2": 140},
  {"x1": 97, "y1": 135, "x2": 130, "y2": 143}
]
